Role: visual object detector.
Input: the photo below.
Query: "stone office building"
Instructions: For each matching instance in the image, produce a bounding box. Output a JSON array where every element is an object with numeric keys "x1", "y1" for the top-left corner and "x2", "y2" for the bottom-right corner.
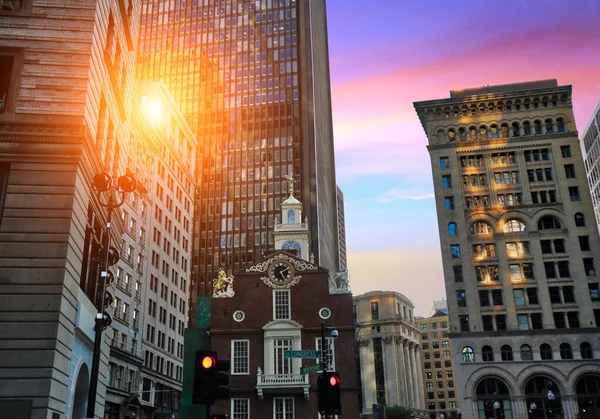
[
  {"x1": 415, "y1": 80, "x2": 600, "y2": 419},
  {"x1": 354, "y1": 291, "x2": 427, "y2": 418}
]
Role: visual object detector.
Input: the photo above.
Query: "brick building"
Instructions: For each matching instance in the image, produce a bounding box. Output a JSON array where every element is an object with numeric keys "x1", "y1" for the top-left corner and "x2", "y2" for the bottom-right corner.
[{"x1": 208, "y1": 189, "x2": 359, "y2": 418}]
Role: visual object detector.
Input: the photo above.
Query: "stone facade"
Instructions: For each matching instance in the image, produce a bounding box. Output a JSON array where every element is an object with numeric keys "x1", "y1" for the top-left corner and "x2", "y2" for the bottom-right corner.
[
  {"x1": 581, "y1": 99, "x2": 600, "y2": 233},
  {"x1": 354, "y1": 291, "x2": 427, "y2": 418},
  {"x1": 415, "y1": 79, "x2": 600, "y2": 419}
]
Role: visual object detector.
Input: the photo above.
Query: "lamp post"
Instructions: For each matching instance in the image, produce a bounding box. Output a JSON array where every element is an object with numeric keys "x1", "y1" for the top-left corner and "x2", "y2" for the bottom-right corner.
[{"x1": 87, "y1": 172, "x2": 137, "y2": 418}]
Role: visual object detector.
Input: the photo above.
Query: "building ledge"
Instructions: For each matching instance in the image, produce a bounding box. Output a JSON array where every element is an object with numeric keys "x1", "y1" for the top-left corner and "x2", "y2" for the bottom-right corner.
[{"x1": 256, "y1": 373, "x2": 310, "y2": 401}]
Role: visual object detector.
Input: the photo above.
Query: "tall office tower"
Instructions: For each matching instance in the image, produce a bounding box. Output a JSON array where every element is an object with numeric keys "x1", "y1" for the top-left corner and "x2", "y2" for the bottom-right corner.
[
  {"x1": 354, "y1": 291, "x2": 426, "y2": 417},
  {"x1": 415, "y1": 80, "x2": 600, "y2": 419},
  {"x1": 137, "y1": 1, "x2": 340, "y2": 314},
  {"x1": 0, "y1": 1, "x2": 141, "y2": 417},
  {"x1": 416, "y1": 310, "x2": 459, "y2": 419},
  {"x1": 336, "y1": 185, "x2": 347, "y2": 269},
  {"x1": 581, "y1": 100, "x2": 600, "y2": 231}
]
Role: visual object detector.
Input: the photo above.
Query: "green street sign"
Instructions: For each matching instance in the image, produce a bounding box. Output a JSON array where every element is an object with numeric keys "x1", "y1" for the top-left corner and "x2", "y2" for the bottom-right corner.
[
  {"x1": 284, "y1": 350, "x2": 321, "y2": 359},
  {"x1": 300, "y1": 363, "x2": 324, "y2": 374}
]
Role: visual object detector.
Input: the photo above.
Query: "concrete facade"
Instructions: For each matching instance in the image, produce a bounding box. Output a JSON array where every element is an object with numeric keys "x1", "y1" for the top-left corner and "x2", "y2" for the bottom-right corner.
[
  {"x1": 336, "y1": 185, "x2": 347, "y2": 270},
  {"x1": 415, "y1": 80, "x2": 600, "y2": 419},
  {"x1": 581, "y1": 99, "x2": 600, "y2": 233},
  {"x1": 417, "y1": 311, "x2": 459, "y2": 419},
  {"x1": 354, "y1": 291, "x2": 427, "y2": 418}
]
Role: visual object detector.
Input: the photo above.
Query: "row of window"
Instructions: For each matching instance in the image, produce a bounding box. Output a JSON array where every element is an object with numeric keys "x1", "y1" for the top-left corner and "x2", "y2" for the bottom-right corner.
[
  {"x1": 462, "y1": 342, "x2": 593, "y2": 363},
  {"x1": 457, "y1": 309, "x2": 588, "y2": 332},
  {"x1": 440, "y1": 147, "x2": 572, "y2": 171},
  {"x1": 438, "y1": 118, "x2": 567, "y2": 143}
]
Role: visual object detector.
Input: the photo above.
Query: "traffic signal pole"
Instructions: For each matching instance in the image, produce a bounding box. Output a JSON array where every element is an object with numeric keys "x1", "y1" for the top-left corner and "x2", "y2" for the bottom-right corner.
[{"x1": 321, "y1": 321, "x2": 328, "y2": 371}]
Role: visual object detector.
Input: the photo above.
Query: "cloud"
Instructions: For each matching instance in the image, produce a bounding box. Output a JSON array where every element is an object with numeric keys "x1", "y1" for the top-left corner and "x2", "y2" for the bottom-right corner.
[
  {"x1": 377, "y1": 189, "x2": 435, "y2": 203},
  {"x1": 347, "y1": 247, "x2": 445, "y2": 317}
]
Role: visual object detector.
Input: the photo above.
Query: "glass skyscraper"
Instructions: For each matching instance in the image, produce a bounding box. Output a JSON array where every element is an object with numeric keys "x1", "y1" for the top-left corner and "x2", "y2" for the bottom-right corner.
[{"x1": 138, "y1": 0, "x2": 340, "y2": 320}]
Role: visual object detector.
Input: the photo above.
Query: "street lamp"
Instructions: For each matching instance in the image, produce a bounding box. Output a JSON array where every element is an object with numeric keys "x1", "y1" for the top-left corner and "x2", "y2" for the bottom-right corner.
[{"x1": 87, "y1": 172, "x2": 138, "y2": 418}]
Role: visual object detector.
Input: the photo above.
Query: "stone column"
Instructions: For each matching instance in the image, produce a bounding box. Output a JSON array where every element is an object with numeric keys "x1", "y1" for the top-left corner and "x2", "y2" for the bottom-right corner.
[
  {"x1": 404, "y1": 341, "x2": 414, "y2": 409},
  {"x1": 395, "y1": 336, "x2": 408, "y2": 407},
  {"x1": 409, "y1": 343, "x2": 420, "y2": 409},
  {"x1": 383, "y1": 337, "x2": 399, "y2": 406},
  {"x1": 358, "y1": 339, "x2": 375, "y2": 415},
  {"x1": 415, "y1": 345, "x2": 426, "y2": 409},
  {"x1": 562, "y1": 395, "x2": 579, "y2": 419}
]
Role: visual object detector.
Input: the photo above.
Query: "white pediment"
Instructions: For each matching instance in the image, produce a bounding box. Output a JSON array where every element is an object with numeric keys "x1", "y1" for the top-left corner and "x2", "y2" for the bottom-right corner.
[{"x1": 263, "y1": 319, "x2": 303, "y2": 332}]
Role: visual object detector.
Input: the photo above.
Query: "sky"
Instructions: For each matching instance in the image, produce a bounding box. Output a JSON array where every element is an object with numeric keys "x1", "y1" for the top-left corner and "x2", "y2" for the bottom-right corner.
[{"x1": 325, "y1": 0, "x2": 600, "y2": 316}]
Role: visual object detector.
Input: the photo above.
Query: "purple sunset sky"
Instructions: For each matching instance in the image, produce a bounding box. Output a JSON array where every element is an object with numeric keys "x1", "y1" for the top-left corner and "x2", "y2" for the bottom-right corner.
[{"x1": 325, "y1": 0, "x2": 600, "y2": 315}]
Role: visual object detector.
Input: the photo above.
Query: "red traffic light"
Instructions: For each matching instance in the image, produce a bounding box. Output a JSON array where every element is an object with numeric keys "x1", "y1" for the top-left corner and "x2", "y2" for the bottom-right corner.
[
  {"x1": 329, "y1": 375, "x2": 340, "y2": 386},
  {"x1": 202, "y1": 355, "x2": 216, "y2": 369}
]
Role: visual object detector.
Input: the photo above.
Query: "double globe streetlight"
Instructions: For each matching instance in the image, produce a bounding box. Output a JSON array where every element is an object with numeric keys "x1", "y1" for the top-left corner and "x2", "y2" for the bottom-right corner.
[{"x1": 87, "y1": 172, "x2": 137, "y2": 419}]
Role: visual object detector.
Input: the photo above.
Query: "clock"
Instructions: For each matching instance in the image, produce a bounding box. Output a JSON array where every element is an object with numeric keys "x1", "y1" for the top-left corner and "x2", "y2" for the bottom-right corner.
[{"x1": 268, "y1": 260, "x2": 295, "y2": 284}]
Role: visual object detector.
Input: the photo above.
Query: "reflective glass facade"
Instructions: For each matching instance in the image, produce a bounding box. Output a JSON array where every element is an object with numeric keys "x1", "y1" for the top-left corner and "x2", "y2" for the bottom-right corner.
[{"x1": 138, "y1": 0, "x2": 339, "y2": 312}]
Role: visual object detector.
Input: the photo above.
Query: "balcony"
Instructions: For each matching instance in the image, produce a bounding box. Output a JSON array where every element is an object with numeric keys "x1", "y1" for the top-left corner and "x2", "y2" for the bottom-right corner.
[
  {"x1": 274, "y1": 222, "x2": 308, "y2": 232},
  {"x1": 256, "y1": 373, "x2": 309, "y2": 400}
]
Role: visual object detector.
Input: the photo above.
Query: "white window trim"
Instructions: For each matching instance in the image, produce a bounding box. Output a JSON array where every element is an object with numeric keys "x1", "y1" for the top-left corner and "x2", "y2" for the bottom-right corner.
[
  {"x1": 273, "y1": 397, "x2": 294, "y2": 419},
  {"x1": 273, "y1": 289, "x2": 291, "y2": 320},
  {"x1": 315, "y1": 337, "x2": 335, "y2": 372},
  {"x1": 231, "y1": 339, "x2": 250, "y2": 375},
  {"x1": 231, "y1": 398, "x2": 250, "y2": 419}
]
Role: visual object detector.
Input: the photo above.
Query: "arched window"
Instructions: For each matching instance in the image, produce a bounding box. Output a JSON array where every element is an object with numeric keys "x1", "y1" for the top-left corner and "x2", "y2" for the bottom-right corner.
[
  {"x1": 462, "y1": 346, "x2": 475, "y2": 362},
  {"x1": 448, "y1": 222, "x2": 458, "y2": 236},
  {"x1": 534, "y1": 120, "x2": 543, "y2": 135},
  {"x1": 540, "y1": 343, "x2": 553, "y2": 360},
  {"x1": 501, "y1": 345, "x2": 513, "y2": 361},
  {"x1": 448, "y1": 129, "x2": 456, "y2": 142},
  {"x1": 538, "y1": 216, "x2": 561, "y2": 230},
  {"x1": 525, "y1": 376, "x2": 562, "y2": 419},
  {"x1": 287, "y1": 209, "x2": 295, "y2": 224},
  {"x1": 545, "y1": 119, "x2": 554, "y2": 134},
  {"x1": 503, "y1": 219, "x2": 526, "y2": 232},
  {"x1": 500, "y1": 124, "x2": 509, "y2": 138},
  {"x1": 557, "y1": 118, "x2": 565, "y2": 132},
  {"x1": 580, "y1": 342, "x2": 594, "y2": 359},
  {"x1": 511, "y1": 122, "x2": 520, "y2": 137},
  {"x1": 576, "y1": 374, "x2": 600, "y2": 412},
  {"x1": 560, "y1": 343, "x2": 573, "y2": 360},
  {"x1": 469, "y1": 127, "x2": 477, "y2": 141},
  {"x1": 523, "y1": 121, "x2": 532, "y2": 135},
  {"x1": 482, "y1": 345, "x2": 494, "y2": 362},
  {"x1": 479, "y1": 126, "x2": 488, "y2": 140},
  {"x1": 490, "y1": 125, "x2": 499, "y2": 139},
  {"x1": 458, "y1": 127, "x2": 467, "y2": 140},
  {"x1": 437, "y1": 129, "x2": 446, "y2": 143},
  {"x1": 520, "y1": 344, "x2": 533, "y2": 360},
  {"x1": 471, "y1": 221, "x2": 493, "y2": 235},
  {"x1": 575, "y1": 213, "x2": 585, "y2": 227},
  {"x1": 476, "y1": 378, "x2": 512, "y2": 419}
]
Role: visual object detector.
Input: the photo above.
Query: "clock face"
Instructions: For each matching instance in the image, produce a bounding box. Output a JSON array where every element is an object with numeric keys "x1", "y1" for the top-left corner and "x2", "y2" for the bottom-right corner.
[{"x1": 268, "y1": 260, "x2": 295, "y2": 284}]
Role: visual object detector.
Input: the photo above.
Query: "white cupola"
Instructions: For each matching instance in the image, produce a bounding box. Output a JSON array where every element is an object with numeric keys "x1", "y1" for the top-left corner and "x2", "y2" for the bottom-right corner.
[{"x1": 273, "y1": 175, "x2": 311, "y2": 261}]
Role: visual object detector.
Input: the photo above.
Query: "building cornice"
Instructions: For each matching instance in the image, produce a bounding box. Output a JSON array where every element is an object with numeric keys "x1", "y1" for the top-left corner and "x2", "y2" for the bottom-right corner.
[{"x1": 427, "y1": 132, "x2": 579, "y2": 151}]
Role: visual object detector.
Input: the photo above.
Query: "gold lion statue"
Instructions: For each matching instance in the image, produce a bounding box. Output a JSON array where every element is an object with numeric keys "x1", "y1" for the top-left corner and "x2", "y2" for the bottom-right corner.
[{"x1": 213, "y1": 269, "x2": 234, "y2": 297}]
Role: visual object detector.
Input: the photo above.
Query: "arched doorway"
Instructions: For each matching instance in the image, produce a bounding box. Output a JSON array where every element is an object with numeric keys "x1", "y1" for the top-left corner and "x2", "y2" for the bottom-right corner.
[
  {"x1": 576, "y1": 374, "x2": 600, "y2": 414},
  {"x1": 525, "y1": 375, "x2": 562, "y2": 418},
  {"x1": 72, "y1": 364, "x2": 90, "y2": 419},
  {"x1": 476, "y1": 377, "x2": 513, "y2": 418}
]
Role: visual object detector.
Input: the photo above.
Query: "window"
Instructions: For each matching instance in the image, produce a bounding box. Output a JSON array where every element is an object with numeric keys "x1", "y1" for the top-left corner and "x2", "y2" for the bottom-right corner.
[
  {"x1": 470, "y1": 221, "x2": 493, "y2": 235},
  {"x1": 479, "y1": 290, "x2": 490, "y2": 307},
  {"x1": 232, "y1": 340, "x2": 249, "y2": 374},
  {"x1": 538, "y1": 216, "x2": 561, "y2": 230},
  {"x1": 589, "y1": 283, "x2": 600, "y2": 301},
  {"x1": 569, "y1": 186, "x2": 580, "y2": 201},
  {"x1": 540, "y1": 343, "x2": 553, "y2": 360},
  {"x1": 273, "y1": 290, "x2": 290, "y2": 320},
  {"x1": 510, "y1": 263, "x2": 534, "y2": 281},
  {"x1": 563, "y1": 286, "x2": 575, "y2": 303},
  {"x1": 517, "y1": 314, "x2": 529, "y2": 330},
  {"x1": 0, "y1": 50, "x2": 22, "y2": 114},
  {"x1": 453, "y1": 265, "x2": 463, "y2": 282},
  {"x1": 440, "y1": 157, "x2": 449, "y2": 168},
  {"x1": 448, "y1": 222, "x2": 457, "y2": 236},
  {"x1": 445, "y1": 197, "x2": 454, "y2": 211},
  {"x1": 575, "y1": 213, "x2": 585, "y2": 227},
  {"x1": 459, "y1": 315, "x2": 470, "y2": 332},
  {"x1": 564, "y1": 164, "x2": 575, "y2": 178},
  {"x1": 560, "y1": 145, "x2": 571, "y2": 158},
  {"x1": 450, "y1": 245, "x2": 461, "y2": 259},
  {"x1": 274, "y1": 397, "x2": 294, "y2": 419},
  {"x1": 462, "y1": 346, "x2": 474, "y2": 362},
  {"x1": 554, "y1": 312, "x2": 567, "y2": 328},
  {"x1": 580, "y1": 342, "x2": 593, "y2": 359},
  {"x1": 514, "y1": 289, "x2": 526, "y2": 306},
  {"x1": 579, "y1": 236, "x2": 590, "y2": 251},
  {"x1": 442, "y1": 175, "x2": 452, "y2": 189},
  {"x1": 371, "y1": 301, "x2": 379, "y2": 320},
  {"x1": 231, "y1": 399, "x2": 249, "y2": 419},
  {"x1": 520, "y1": 344, "x2": 533, "y2": 361},
  {"x1": 492, "y1": 289, "x2": 503, "y2": 306},
  {"x1": 456, "y1": 290, "x2": 466, "y2": 307},
  {"x1": 503, "y1": 219, "x2": 526, "y2": 232},
  {"x1": 584, "y1": 258, "x2": 596, "y2": 276},
  {"x1": 501, "y1": 345, "x2": 513, "y2": 361},
  {"x1": 482, "y1": 315, "x2": 493, "y2": 331},
  {"x1": 506, "y1": 242, "x2": 529, "y2": 258},
  {"x1": 560, "y1": 343, "x2": 573, "y2": 360},
  {"x1": 0, "y1": 163, "x2": 8, "y2": 223},
  {"x1": 475, "y1": 265, "x2": 499, "y2": 282}
]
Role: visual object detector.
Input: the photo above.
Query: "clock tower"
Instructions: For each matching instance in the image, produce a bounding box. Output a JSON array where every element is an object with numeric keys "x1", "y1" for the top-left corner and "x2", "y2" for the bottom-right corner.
[{"x1": 274, "y1": 175, "x2": 311, "y2": 261}]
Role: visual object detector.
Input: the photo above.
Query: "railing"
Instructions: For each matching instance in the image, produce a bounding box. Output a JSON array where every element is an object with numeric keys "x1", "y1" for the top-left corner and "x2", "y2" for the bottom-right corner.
[
  {"x1": 274, "y1": 222, "x2": 308, "y2": 232},
  {"x1": 257, "y1": 373, "x2": 308, "y2": 386}
]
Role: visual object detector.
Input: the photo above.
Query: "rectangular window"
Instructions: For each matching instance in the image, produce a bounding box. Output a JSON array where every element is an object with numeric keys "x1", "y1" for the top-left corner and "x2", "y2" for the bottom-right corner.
[
  {"x1": 479, "y1": 290, "x2": 490, "y2": 307},
  {"x1": 496, "y1": 315, "x2": 507, "y2": 331},
  {"x1": 514, "y1": 289, "x2": 526, "y2": 306},
  {"x1": 564, "y1": 164, "x2": 575, "y2": 178},
  {"x1": 561, "y1": 145, "x2": 572, "y2": 158},
  {"x1": 588, "y1": 283, "x2": 599, "y2": 301},
  {"x1": 440, "y1": 157, "x2": 449, "y2": 169},
  {"x1": 453, "y1": 265, "x2": 463, "y2": 282},
  {"x1": 567, "y1": 311, "x2": 580, "y2": 328},
  {"x1": 459, "y1": 315, "x2": 470, "y2": 332},
  {"x1": 371, "y1": 301, "x2": 379, "y2": 320},
  {"x1": 531, "y1": 313, "x2": 543, "y2": 329},
  {"x1": 273, "y1": 289, "x2": 290, "y2": 320},
  {"x1": 482, "y1": 315, "x2": 493, "y2": 331},
  {"x1": 492, "y1": 289, "x2": 503, "y2": 306},
  {"x1": 0, "y1": 163, "x2": 8, "y2": 223},
  {"x1": 273, "y1": 339, "x2": 292, "y2": 375},
  {"x1": 445, "y1": 196, "x2": 454, "y2": 211},
  {"x1": 274, "y1": 397, "x2": 294, "y2": 419},
  {"x1": 563, "y1": 286, "x2": 575, "y2": 303},
  {"x1": 231, "y1": 399, "x2": 249, "y2": 419},
  {"x1": 517, "y1": 314, "x2": 529, "y2": 330},
  {"x1": 584, "y1": 258, "x2": 596, "y2": 276},
  {"x1": 232, "y1": 340, "x2": 249, "y2": 374},
  {"x1": 527, "y1": 288, "x2": 539, "y2": 305},
  {"x1": 558, "y1": 261, "x2": 570, "y2": 278},
  {"x1": 442, "y1": 175, "x2": 452, "y2": 189},
  {"x1": 579, "y1": 236, "x2": 591, "y2": 251},
  {"x1": 450, "y1": 245, "x2": 461, "y2": 259},
  {"x1": 554, "y1": 312, "x2": 566, "y2": 328},
  {"x1": 456, "y1": 290, "x2": 466, "y2": 307},
  {"x1": 569, "y1": 186, "x2": 580, "y2": 201},
  {"x1": 549, "y1": 286, "x2": 561, "y2": 304}
]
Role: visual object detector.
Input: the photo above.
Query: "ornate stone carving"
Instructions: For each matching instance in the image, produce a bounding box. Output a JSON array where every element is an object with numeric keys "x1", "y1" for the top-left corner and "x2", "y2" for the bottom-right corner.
[
  {"x1": 260, "y1": 275, "x2": 302, "y2": 289},
  {"x1": 357, "y1": 339, "x2": 370, "y2": 348},
  {"x1": 394, "y1": 336, "x2": 404, "y2": 344},
  {"x1": 382, "y1": 337, "x2": 394, "y2": 345},
  {"x1": 212, "y1": 269, "x2": 235, "y2": 298},
  {"x1": 329, "y1": 268, "x2": 351, "y2": 294},
  {"x1": 246, "y1": 253, "x2": 318, "y2": 273}
]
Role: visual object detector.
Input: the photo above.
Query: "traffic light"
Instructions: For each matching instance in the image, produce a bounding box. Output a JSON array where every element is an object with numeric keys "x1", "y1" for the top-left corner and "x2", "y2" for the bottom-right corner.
[
  {"x1": 317, "y1": 371, "x2": 341, "y2": 415},
  {"x1": 192, "y1": 350, "x2": 230, "y2": 405}
]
